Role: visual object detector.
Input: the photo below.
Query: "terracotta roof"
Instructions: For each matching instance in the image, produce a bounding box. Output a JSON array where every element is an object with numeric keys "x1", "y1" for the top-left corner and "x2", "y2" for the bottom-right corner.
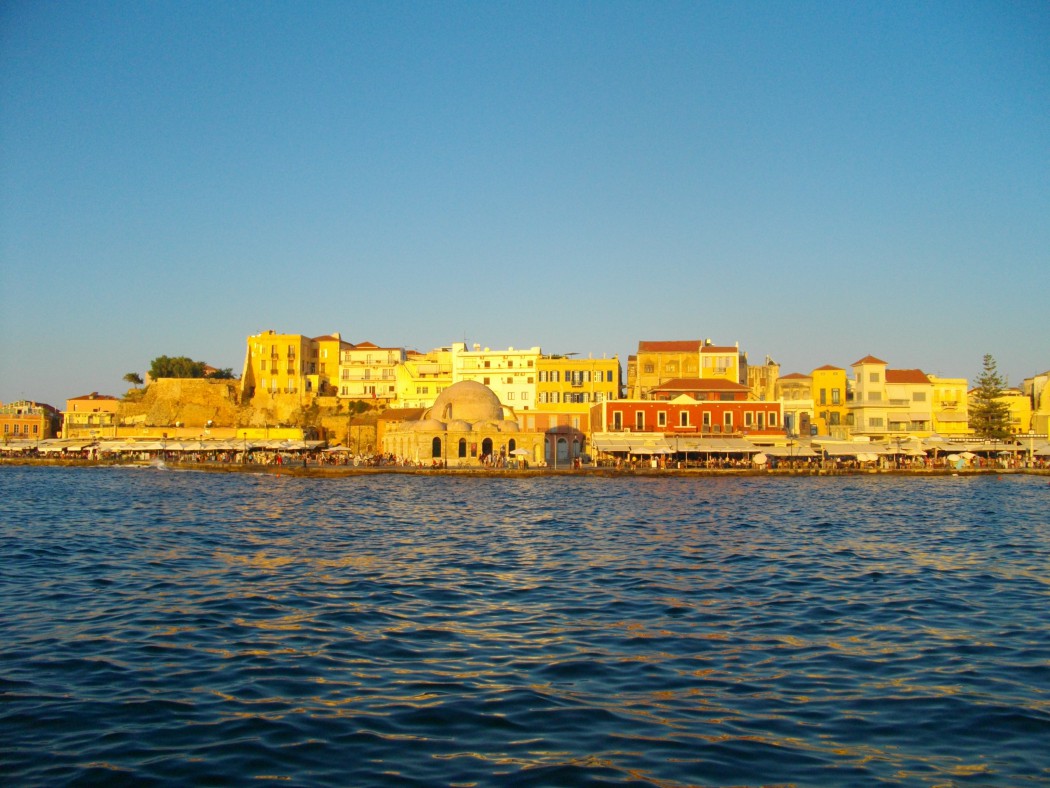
[
  {"x1": 699, "y1": 345, "x2": 738, "y2": 354},
  {"x1": 637, "y1": 340, "x2": 703, "y2": 352},
  {"x1": 779, "y1": 372, "x2": 811, "y2": 380},
  {"x1": 852, "y1": 355, "x2": 887, "y2": 366},
  {"x1": 353, "y1": 341, "x2": 379, "y2": 349},
  {"x1": 886, "y1": 368, "x2": 930, "y2": 384},
  {"x1": 69, "y1": 392, "x2": 118, "y2": 401},
  {"x1": 653, "y1": 377, "x2": 749, "y2": 392},
  {"x1": 812, "y1": 364, "x2": 843, "y2": 371}
]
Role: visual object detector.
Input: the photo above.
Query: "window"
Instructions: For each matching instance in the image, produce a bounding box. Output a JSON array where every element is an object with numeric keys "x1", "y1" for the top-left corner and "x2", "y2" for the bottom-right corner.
[
  {"x1": 261, "y1": 359, "x2": 267, "y2": 371},
  {"x1": 636, "y1": 411, "x2": 645, "y2": 430},
  {"x1": 643, "y1": 364, "x2": 654, "y2": 374},
  {"x1": 657, "y1": 411, "x2": 667, "y2": 427},
  {"x1": 869, "y1": 372, "x2": 880, "y2": 383},
  {"x1": 869, "y1": 417, "x2": 884, "y2": 427},
  {"x1": 484, "y1": 361, "x2": 491, "y2": 368},
  {"x1": 745, "y1": 411, "x2": 753, "y2": 426},
  {"x1": 458, "y1": 438, "x2": 467, "y2": 458},
  {"x1": 432, "y1": 437, "x2": 442, "y2": 458},
  {"x1": 830, "y1": 412, "x2": 841, "y2": 426},
  {"x1": 703, "y1": 412, "x2": 711, "y2": 426},
  {"x1": 832, "y1": 388, "x2": 840, "y2": 405},
  {"x1": 613, "y1": 411, "x2": 623, "y2": 430},
  {"x1": 912, "y1": 392, "x2": 926, "y2": 402},
  {"x1": 680, "y1": 411, "x2": 689, "y2": 427},
  {"x1": 819, "y1": 389, "x2": 826, "y2": 405},
  {"x1": 769, "y1": 412, "x2": 777, "y2": 427},
  {"x1": 869, "y1": 392, "x2": 882, "y2": 402},
  {"x1": 483, "y1": 377, "x2": 490, "y2": 385},
  {"x1": 724, "y1": 412, "x2": 733, "y2": 427},
  {"x1": 507, "y1": 392, "x2": 515, "y2": 400},
  {"x1": 538, "y1": 371, "x2": 547, "y2": 382}
]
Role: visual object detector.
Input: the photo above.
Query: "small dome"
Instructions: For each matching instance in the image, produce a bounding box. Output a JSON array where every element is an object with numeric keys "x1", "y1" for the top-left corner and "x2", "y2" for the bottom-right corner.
[
  {"x1": 446, "y1": 419, "x2": 473, "y2": 432},
  {"x1": 412, "y1": 418, "x2": 447, "y2": 432},
  {"x1": 499, "y1": 420, "x2": 520, "y2": 433},
  {"x1": 427, "y1": 381, "x2": 504, "y2": 424}
]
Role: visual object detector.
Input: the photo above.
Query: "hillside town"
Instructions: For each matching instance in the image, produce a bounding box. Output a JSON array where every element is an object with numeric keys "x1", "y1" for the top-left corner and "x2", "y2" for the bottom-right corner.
[{"x1": 3, "y1": 330, "x2": 1049, "y2": 469}]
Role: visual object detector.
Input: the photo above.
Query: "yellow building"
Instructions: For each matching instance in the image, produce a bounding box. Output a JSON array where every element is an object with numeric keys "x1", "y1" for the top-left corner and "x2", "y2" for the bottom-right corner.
[
  {"x1": 63, "y1": 392, "x2": 121, "y2": 439},
  {"x1": 241, "y1": 330, "x2": 322, "y2": 404},
  {"x1": 449, "y1": 342, "x2": 541, "y2": 412},
  {"x1": 313, "y1": 334, "x2": 353, "y2": 396},
  {"x1": 700, "y1": 344, "x2": 742, "y2": 383},
  {"x1": 811, "y1": 365, "x2": 849, "y2": 438},
  {"x1": 395, "y1": 347, "x2": 454, "y2": 409},
  {"x1": 534, "y1": 353, "x2": 620, "y2": 435},
  {"x1": 629, "y1": 340, "x2": 744, "y2": 399},
  {"x1": 849, "y1": 355, "x2": 934, "y2": 438},
  {"x1": 992, "y1": 388, "x2": 1032, "y2": 435},
  {"x1": 1023, "y1": 370, "x2": 1050, "y2": 436},
  {"x1": 338, "y1": 341, "x2": 405, "y2": 403},
  {"x1": 928, "y1": 375, "x2": 970, "y2": 437},
  {"x1": 747, "y1": 355, "x2": 779, "y2": 402}
]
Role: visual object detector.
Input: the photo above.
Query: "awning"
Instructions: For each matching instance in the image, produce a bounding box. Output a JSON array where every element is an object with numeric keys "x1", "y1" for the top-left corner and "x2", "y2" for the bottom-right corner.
[{"x1": 761, "y1": 445, "x2": 818, "y2": 458}]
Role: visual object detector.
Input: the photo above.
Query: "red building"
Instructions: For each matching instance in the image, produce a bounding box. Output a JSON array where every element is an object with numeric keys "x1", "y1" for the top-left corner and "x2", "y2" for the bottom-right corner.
[{"x1": 589, "y1": 378, "x2": 784, "y2": 437}]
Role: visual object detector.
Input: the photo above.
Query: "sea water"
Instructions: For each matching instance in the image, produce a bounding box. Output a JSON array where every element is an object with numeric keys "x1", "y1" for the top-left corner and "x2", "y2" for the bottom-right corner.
[{"x1": 1, "y1": 467, "x2": 1048, "y2": 786}]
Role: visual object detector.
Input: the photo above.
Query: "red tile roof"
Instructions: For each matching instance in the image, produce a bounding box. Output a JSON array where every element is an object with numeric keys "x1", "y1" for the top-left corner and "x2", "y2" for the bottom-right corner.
[
  {"x1": 699, "y1": 345, "x2": 738, "y2": 354},
  {"x1": 852, "y1": 355, "x2": 887, "y2": 366},
  {"x1": 637, "y1": 340, "x2": 703, "y2": 352},
  {"x1": 779, "y1": 372, "x2": 812, "y2": 380},
  {"x1": 886, "y1": 369, "x2": 930, "y2": 384},
  {"x1": 653, "y1": 377, "x2": 749, "y2": 392},
  {"x1": 812, "y1": 364, "x2": 844, "y2": 371},
  {"x1": 68, "y1": 392, "x2": 118, "y2": 401}
]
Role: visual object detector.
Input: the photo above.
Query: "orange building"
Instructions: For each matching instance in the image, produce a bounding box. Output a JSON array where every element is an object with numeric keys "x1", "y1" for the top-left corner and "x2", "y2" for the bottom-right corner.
[{"x1": 1, "y1": 400, "x2": 61, "y2": 441}]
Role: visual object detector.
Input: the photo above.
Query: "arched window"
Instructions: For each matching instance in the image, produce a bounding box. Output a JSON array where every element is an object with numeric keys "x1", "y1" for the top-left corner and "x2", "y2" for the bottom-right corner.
[
  {"x1": 458, "y1": 438, "x2": 467, "y2": 458},
  {"x1": 482, "y1": 437, "x2": 493, "y2": 456},
  {"x1": 508, "y1": 438, "x2": 516, "y2": 453},
  {"x1": 431, "y1": 437, "x2": 442, "y2": 458}
]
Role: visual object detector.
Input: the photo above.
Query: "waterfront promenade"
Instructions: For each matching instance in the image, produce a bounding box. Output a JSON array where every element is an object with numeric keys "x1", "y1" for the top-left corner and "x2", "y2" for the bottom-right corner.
[{"x1": 3, "y1": 456, "x2": 1047, "y2": 479}]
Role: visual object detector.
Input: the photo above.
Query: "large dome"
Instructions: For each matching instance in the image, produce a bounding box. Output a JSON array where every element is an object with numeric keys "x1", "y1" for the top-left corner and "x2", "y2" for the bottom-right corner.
[{"x1": 426, "y1": 381, "x2": 505, "y2": 424}]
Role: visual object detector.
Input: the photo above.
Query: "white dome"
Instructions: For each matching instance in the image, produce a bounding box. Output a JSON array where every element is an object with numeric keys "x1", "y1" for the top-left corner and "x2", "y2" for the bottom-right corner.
[{"x1": 426, "y1": 381, "x2": 504, "y2": 424}]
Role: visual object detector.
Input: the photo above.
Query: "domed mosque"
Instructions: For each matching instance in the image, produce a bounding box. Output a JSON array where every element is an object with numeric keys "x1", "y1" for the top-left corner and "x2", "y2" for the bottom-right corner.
[{"x1": 382, "y1": 381, "x2": 545, "y2": 467}]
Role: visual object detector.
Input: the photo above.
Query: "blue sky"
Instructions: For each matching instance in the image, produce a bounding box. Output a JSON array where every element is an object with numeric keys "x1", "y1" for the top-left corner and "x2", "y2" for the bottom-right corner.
[{"x1": 2, "y1": 1, "x2": 1048, "y2": 407}]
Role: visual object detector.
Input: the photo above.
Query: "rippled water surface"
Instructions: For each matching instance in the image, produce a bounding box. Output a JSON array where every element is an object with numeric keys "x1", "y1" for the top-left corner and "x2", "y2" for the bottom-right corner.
[{"x1": 2, "y1": 467, "x2": 1049, "y2": 786}]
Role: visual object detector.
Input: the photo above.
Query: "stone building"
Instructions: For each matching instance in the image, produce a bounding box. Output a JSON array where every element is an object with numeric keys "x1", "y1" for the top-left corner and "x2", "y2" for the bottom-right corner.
[{"x1": 381, "y1": 381, "x2": 545, "y2": 467}]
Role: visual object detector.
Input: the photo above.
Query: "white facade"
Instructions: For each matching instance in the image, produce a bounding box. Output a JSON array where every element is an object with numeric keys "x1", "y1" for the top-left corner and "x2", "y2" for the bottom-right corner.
[{"x1": 449, "y1": 342, "x2": 541, "y2": 412}]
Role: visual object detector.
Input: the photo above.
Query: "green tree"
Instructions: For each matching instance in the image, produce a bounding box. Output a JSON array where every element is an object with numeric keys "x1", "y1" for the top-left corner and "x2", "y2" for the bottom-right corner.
[
  {"x1": 149, "y1": 355, "x2": 207, "y2": 380},
  {"x1": 206, "y1": 367, "x2": 235, "y2": 379},
  {"x1": 124, "y1": 372, "x2": 143, "y2": 387},
  {"x1": 969, "y1": 354, "x2": 1012, "y2": 440}
]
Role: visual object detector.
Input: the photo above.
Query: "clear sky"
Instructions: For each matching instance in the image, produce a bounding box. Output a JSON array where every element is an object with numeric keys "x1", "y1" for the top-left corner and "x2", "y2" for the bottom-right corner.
[{"x1": 2, "y1": 1, "x2": 1048, "y2": 407}]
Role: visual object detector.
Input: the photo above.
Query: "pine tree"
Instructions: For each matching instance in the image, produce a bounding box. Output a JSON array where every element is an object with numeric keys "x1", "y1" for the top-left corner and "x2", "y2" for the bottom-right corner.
[{"x1": 969, "y1": 354, "x2": 1012, "y2": 440}]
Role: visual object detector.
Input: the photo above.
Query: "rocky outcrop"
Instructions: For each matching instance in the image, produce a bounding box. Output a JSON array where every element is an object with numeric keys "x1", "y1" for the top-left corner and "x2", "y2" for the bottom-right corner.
[
  {"x1": 120, "y1": 379, "x2": 245, "y2": 428},
  {"x1": 119, "y1": 379, "x2": 381, "y2": 440}
]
